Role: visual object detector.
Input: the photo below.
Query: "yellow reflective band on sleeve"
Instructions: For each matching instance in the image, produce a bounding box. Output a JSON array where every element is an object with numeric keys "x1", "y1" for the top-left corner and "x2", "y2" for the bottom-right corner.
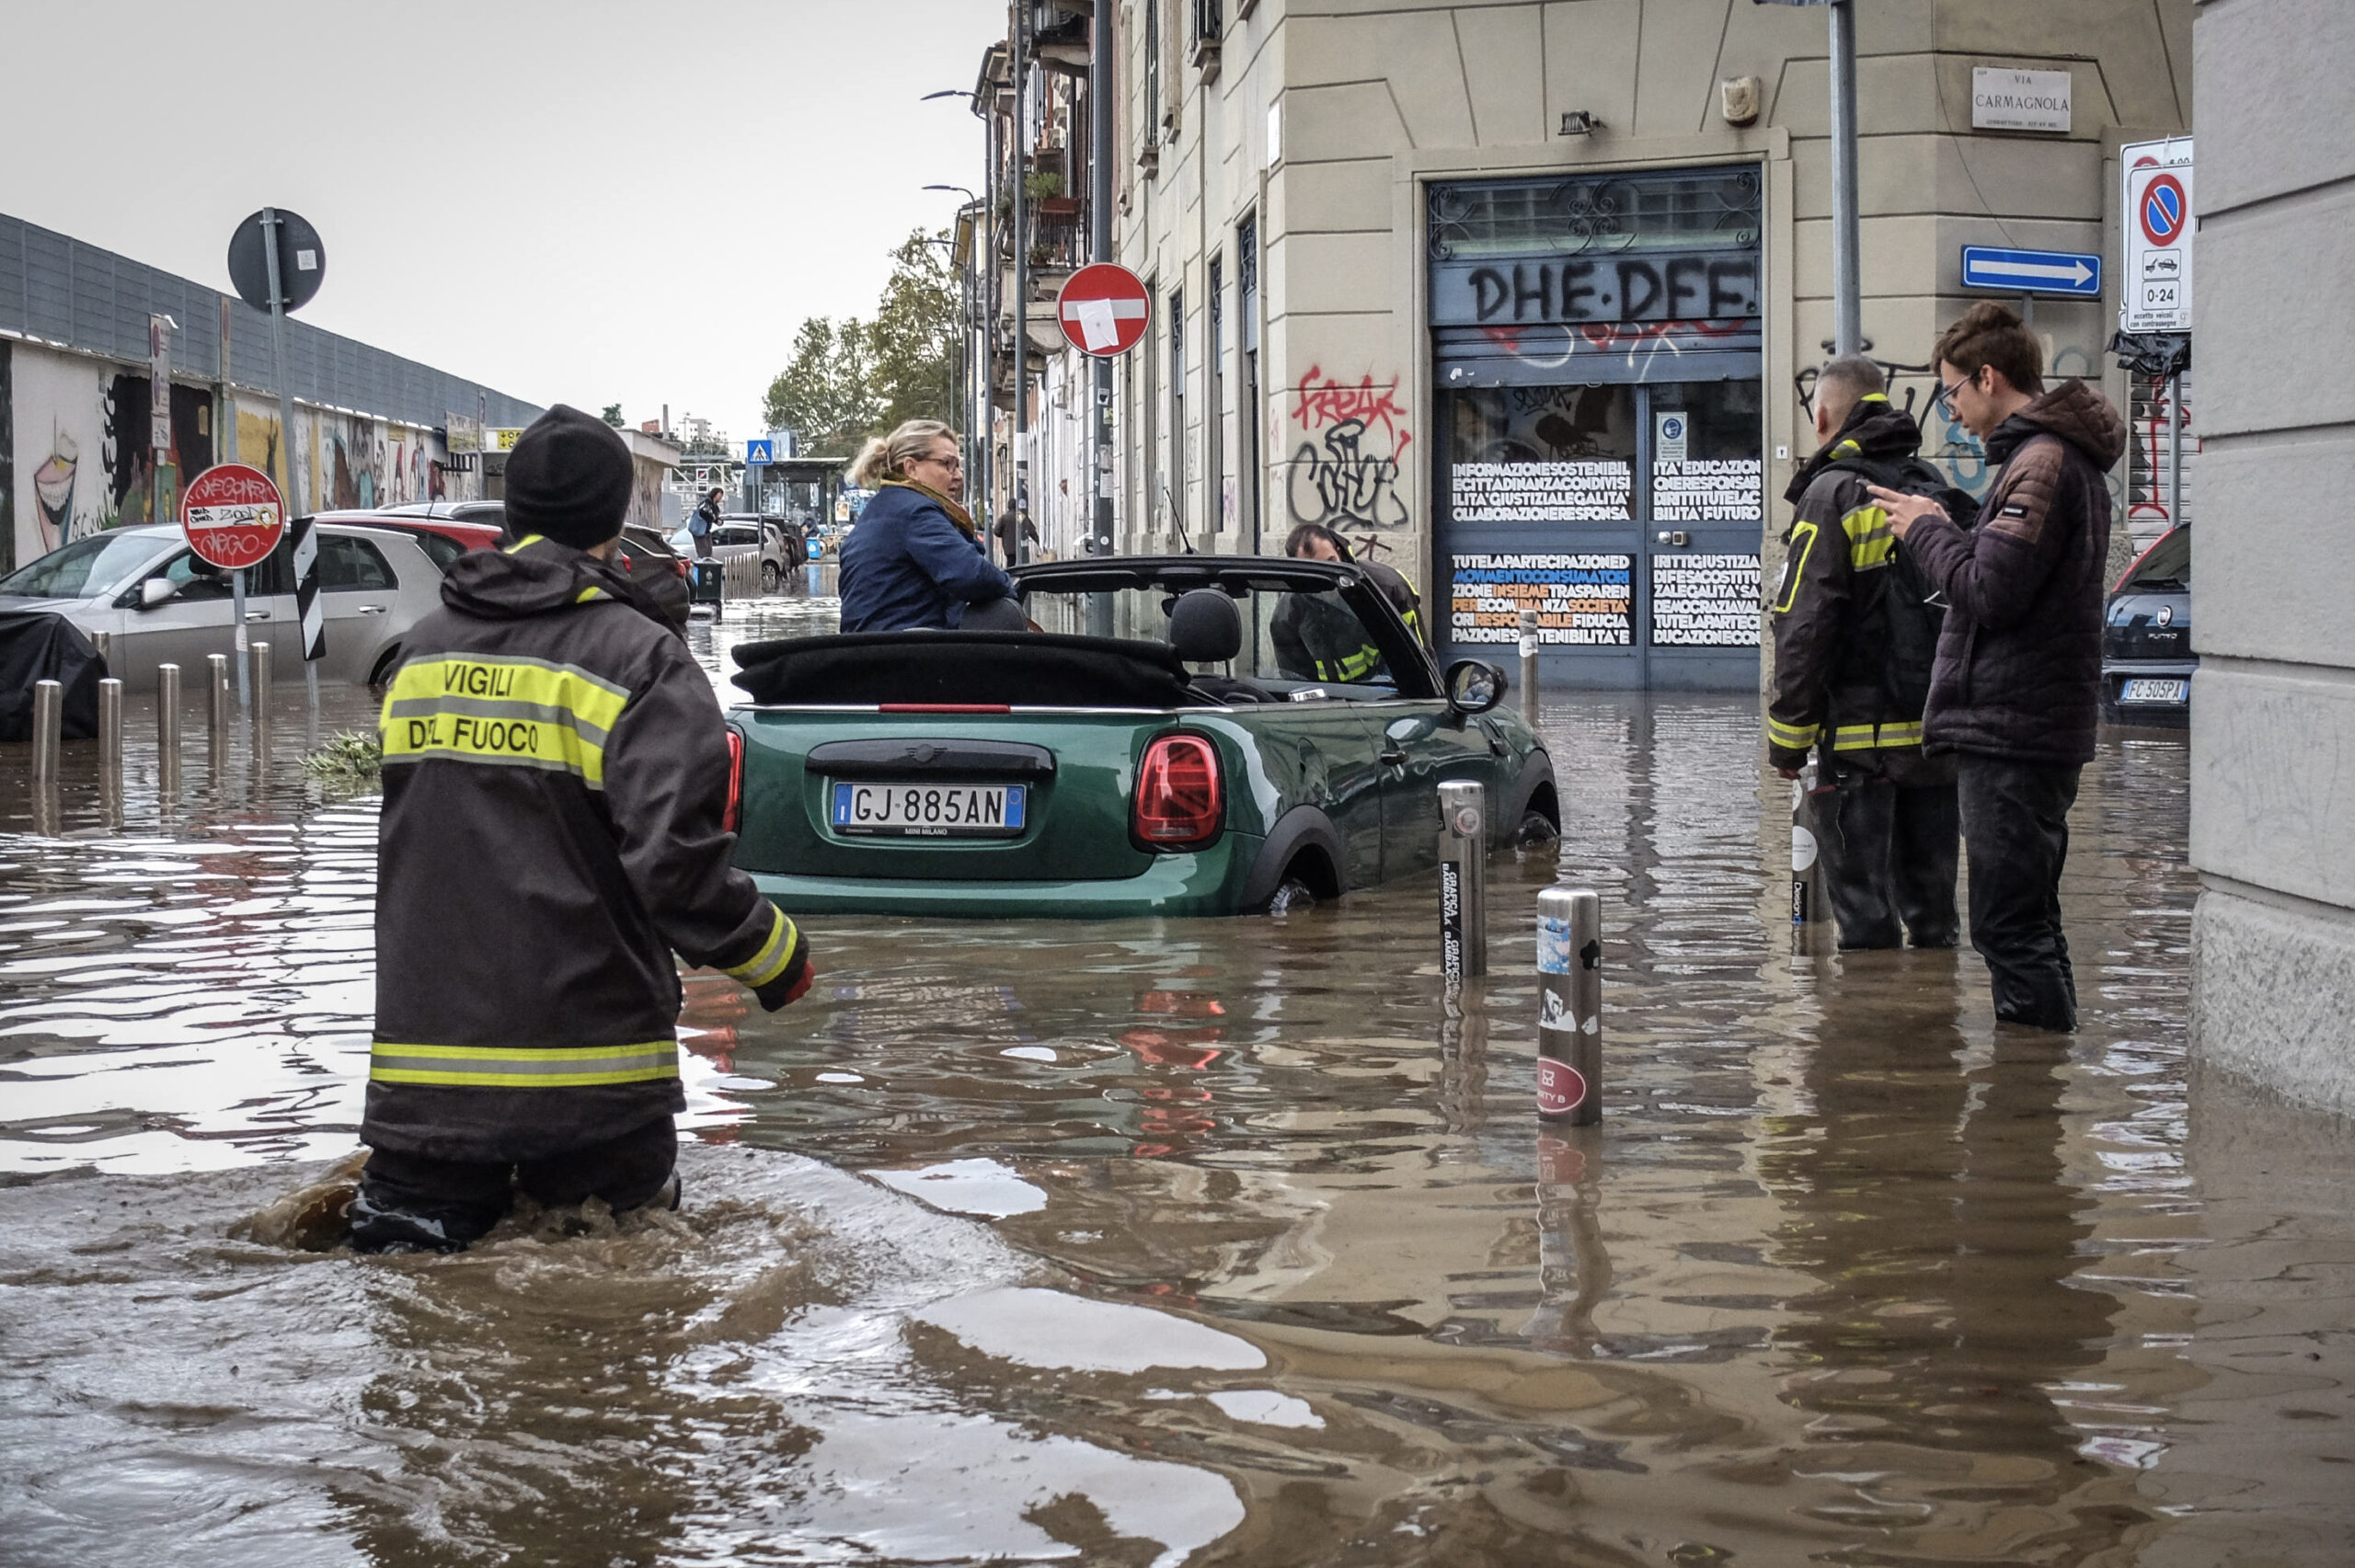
[
  {"x1": 1842, "y1": 505, "x2": 1894, "y2": 569},
  {"x1": 1774, "y1": 521, "x2": 1819, "y2": 614},
  {"x1": 1768, "y1": 716, "x2": 1821, "y2": 750},
  {"x1": 379, "y1": 655, "x2": 631, "y2": 789},
  {"x1": 369, "y1": 1040, "x2": 679, "y2": 1088},
  {"x1": 1831, "y1": 721, "x2": 1925, "y2": 751},
  {"x1": 576, "y1": 586, "x2": 609, "y2": 603},
  {"x1": 724, "y1": 906, "x2": 803, "y2": 989}
]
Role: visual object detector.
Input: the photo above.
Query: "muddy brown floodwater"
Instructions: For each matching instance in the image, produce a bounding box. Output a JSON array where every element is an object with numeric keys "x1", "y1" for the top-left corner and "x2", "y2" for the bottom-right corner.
[{"x1": 2, "y1": 598, "x2": 2350, "y2": 1566}]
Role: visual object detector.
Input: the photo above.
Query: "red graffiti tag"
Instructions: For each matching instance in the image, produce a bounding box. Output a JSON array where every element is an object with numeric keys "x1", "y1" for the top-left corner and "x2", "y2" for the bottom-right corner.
[{"x1": 1292, "y1": 365, "x2": 1412, "y2": 454}]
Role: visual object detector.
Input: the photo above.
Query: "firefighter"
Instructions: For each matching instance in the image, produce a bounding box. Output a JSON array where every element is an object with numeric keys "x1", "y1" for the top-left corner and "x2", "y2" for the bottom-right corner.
[
  {"x1": 350, "y1": 406, "x2": 814, "y2": 1253},
  {"x1": 1272, "y1": 523, "x2": 1422, "y2": 684},
  {"x1": 1766, "y1": 357, "x2": 1961, "y2": 950}
]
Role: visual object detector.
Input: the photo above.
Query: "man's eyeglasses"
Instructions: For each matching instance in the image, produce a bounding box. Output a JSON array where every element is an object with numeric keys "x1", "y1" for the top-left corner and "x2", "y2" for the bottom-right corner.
[{"x1": 1930, "y1": 371, "x2": 1975, "y2": 418}]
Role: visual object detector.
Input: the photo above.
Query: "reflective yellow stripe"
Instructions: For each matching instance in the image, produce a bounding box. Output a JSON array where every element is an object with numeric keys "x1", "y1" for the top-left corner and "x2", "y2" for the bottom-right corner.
[
  {"x1": 724, "y1": 906, "x2": 802, "y2": 989},
  {"x1": 504, "y1": 533, "x2": 546, "y2": 555},
  {"x1": 1768, "y1": 716, "x2": 1820, "y2": 750},
  {"x1": 1774, "y1": 521, "x2": 1818, "y2": 614},
  {"x1": 369, "y1": 1039, "x2": 678, "y2": 1088},
  {"x1": 575, "y1": 586, "x2": 609, "y2": 603},
  {"x1": 379, "y1": 655, "x2": 630, "y2": 789},
  {"x1": 1831, "y1": 721, "x2": 1924, "y2": 751},
  {"x1": 1842, "y1": 505, "x2": 1893, "y2": 569}
]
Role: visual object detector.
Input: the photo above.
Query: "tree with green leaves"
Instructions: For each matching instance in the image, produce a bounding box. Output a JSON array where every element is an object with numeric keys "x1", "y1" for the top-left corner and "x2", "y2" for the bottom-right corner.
[{"x1": 764, "y1": 228, "x2": 960, "y2": 458}]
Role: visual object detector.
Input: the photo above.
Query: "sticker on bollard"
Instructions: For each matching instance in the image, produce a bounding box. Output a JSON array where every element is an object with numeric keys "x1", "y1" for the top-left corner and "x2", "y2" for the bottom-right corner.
[
  {"x1": 1440, "y1": 860, "x2": 1467, "y2": 983},
  {"x1": 1535, "y1": 886, "x2": 1602, "y2": 1124}
]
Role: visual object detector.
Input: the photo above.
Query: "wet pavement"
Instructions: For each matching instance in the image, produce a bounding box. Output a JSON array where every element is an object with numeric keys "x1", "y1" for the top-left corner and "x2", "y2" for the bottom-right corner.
[{"x1": 2, "y1": 598, "x2": 2351, "y2": 1565}]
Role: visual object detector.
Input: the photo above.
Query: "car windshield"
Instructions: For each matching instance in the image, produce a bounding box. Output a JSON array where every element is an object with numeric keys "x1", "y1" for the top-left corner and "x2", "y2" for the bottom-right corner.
[
  {"x1": 0, "y1": 532, "x2": 164, "y2": 600},
  {"x1": 1021, "y1": 581, "x2": 1404, "y2": 690},
  {"x1": 2127, "y1": 527, "x2": 2190, "y2": 589}
]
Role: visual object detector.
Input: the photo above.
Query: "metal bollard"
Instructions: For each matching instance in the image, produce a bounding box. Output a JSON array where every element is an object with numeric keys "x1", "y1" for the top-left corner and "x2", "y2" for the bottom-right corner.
[
  {"x1": 1536, "y1": 886, "x2": 1603, "y2": 1124},
  {"x1": 91, "y1": 629, "x2": 112, "y2": 669},
  {"x1": 157, "y1": 663, "x2": 182, "y2": 798},
  {"x1": 98, "y1": 676, "x2": 123, "y2": 789},
  {"x1": 249, "y1": 640, "x2": 272, "y2": 704},
  {"x1": 208, "y1": 653, "x2": 231, "y2": 737},
  {"x1": 1791, "y1": 759, "x2": 1834, "y2": 949},
  {"x1": 1519, "y1": 607, "x2": 1540, "y2": 727},
  {"x1": 32, "y1": 678, "x2": 63, "y2": 790},
  {"x1": 250, "y1": 642, "x2": 271, "y2": 772},
  {"x1": 1438, "y1": 779, "x2": 1488, "y2": 982}
]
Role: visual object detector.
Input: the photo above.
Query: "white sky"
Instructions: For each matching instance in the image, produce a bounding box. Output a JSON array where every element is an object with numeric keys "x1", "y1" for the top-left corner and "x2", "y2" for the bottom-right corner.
[{"x1": 1, "y1": 0, "x2": 996, "y2": 443}]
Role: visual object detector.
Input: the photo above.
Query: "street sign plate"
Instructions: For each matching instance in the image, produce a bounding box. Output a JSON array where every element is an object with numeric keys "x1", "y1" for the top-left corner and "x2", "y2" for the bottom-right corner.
[
  {"x1": 1960, "y1": 245, "x2": 2102, "y2": 296},
  {"x1": 180, "y1": 463, "x2": 285, "y2": 571},
  {"x1": 2121, "y1": 138, "x2": 2194, "y2": 333},
  {"x1": 1055, "y1": 263, "x2": 1152, "y2": 358},
  {"x1": 225, "y1": 210, "x2": 326, "y2": 314},
  {"x1": 746, "y1": 439, "x2": 775, "y2": 464}
]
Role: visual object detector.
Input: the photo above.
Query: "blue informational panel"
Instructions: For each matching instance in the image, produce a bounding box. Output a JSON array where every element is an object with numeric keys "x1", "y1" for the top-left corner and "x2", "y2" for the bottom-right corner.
[{"x1": 1960, "y1": 246, "x2": 2102, "y2": 296}]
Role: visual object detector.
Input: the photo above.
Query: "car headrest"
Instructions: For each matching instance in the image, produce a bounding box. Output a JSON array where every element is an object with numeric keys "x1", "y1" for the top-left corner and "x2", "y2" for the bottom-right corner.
[{"x1": 1167, "y1": 588, "x2": 1243, "y2": 665}]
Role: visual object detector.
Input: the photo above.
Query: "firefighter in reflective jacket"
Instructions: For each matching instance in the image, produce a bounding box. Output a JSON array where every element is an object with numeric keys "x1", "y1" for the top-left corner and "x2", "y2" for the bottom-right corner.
[
  {"x1": 1273, "y1": 522, "x2": 1423, "y2": 683},
  {"x1": 350, "y1": 406, "x2": 813, "y2": 1253},
  {"x1": 1767, "y1": 360, "x2": 1960, "y2": 951}
]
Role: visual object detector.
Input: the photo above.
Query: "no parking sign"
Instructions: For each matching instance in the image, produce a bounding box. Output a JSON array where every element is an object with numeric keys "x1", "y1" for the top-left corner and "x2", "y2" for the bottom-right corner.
[{"x1": 2121, "y1": 138, "x2": 2193, "y2": 333}]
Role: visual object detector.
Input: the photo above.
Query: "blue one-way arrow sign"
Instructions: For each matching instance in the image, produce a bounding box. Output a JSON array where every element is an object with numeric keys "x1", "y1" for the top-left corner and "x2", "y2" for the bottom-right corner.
[{"x1": 1961, "y1": 245, "x2": 2102, "y2": 296}]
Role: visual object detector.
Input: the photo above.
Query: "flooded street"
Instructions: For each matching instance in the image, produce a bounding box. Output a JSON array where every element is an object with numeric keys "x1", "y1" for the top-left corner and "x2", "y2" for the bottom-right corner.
[{"x1": 3, "y1": 600, "x2": 2350, "y2": 1565}]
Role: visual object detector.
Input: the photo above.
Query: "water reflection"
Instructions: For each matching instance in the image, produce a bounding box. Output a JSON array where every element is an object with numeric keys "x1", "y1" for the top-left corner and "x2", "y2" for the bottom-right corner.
[{"x1": 6, "y1": 649, "x2": 2353, "y2": 1562}]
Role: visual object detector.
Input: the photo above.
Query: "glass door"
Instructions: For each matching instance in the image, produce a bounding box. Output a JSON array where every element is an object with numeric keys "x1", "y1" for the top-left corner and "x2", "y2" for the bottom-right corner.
[{"x1": 1637, "y1": 379, "x2": 1763, "y2": 690}]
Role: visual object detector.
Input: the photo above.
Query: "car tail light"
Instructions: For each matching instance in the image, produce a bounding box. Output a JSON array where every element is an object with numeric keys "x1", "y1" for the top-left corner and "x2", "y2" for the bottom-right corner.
[
  {"x1": 723, "y1": 728, "x2": 745, "y2": 834},
  {"x1": 1133, "y1": 733, "x2": 1222, "y2": 847}
]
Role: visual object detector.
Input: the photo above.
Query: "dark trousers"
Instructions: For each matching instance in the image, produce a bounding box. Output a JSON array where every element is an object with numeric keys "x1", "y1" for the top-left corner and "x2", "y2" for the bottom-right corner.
[
  {"x1": 1817, "y1": 757, "x2": 1960, "y2": 950},
  {"x1": 1957, "y1": 754, "x2": 2082, "y2": 1031},
  {"x1": 350, "y1": 1116, "x2": 678, "y2": 1253}
]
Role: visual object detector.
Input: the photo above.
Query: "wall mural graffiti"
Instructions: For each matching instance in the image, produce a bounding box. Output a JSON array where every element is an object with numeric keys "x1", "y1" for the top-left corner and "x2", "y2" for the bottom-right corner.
[
  {"x1": 105, "y1": 374, "x2": 214, "y2": 533},
  {"x1": 1286, "y1": 365, "x2": 1412, "y2": 532}
]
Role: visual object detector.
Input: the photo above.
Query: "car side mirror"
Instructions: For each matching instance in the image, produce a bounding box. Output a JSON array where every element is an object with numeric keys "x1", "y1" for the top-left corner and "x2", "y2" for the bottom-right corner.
[
  {"x1": 139, "y1": 578, "x2": 179, "y2": 610},
  {"x1": 1444, "y1": 658, "x2": 1504, "y2": 715}
]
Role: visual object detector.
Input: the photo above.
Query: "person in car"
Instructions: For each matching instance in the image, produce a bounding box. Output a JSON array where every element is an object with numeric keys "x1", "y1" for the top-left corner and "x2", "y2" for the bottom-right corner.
[
  {"x1": 350, "y1": 405, "x2": 815, "y2": 1253},
  {"x1": 1271, "y1": 524, "x2": 1421, "y2": 683},
  {"x1": 837, "y1": 420, "x2": 1021, "y2": 633}
]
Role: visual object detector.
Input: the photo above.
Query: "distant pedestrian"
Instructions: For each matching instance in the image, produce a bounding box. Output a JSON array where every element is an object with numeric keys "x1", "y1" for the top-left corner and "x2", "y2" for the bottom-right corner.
[
  {"x1": 689, "y1": 487, "x2": 721, "y2": 559},
  {"x1": 1871, "y1": 303, "x2": 2127, "y2": 1031},
  {"x1": 1766, "y1": 356, "x2": 1960, "y2": 950},
  {"x1": 837, "y1": 420, "x2": 1019, "y2": 633},
  {"x1": 352, "y1": 406, "x2": 814, "y2": 1253},
  {"x1": 995, "y1": 506, "x2": 1040, "y2": 567}
]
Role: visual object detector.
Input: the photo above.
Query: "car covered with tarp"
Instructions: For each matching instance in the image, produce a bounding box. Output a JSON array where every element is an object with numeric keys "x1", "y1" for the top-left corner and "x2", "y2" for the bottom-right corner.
[
  {"x1": 0, "y1": 611, "x2": 104, "y2": 742},
  {"x1": 721, "y1": 555, "x2": 1557, "y2": 918}
]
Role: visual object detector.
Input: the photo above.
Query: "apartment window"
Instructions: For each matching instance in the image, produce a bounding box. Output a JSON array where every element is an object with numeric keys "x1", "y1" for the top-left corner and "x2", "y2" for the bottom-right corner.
[
  {"x1": 1236, "y1": 215, "x2": 1261, "y2": 551},
  {"x1": 1169, "y1": 288, "x2": 1188, "y2": 546},
  {"x1": 1192, "y1": 0, "x2": 1222, "y2": 42},
  {"x1": 1207, "y1": 257, "x2": 1225, "y2": 541},
  {"x1": 1143, "y1": 0, "x2": 1160, "y2": 136}
]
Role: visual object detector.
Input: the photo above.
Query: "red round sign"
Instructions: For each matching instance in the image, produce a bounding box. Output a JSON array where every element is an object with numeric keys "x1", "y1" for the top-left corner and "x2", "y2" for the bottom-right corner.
[
  {"x1": 1055, "y1": 263, "x2": 1152, "y2": 358},
  {"x1": 2139, "y1": 172, "x2": 2188, "y2": 247},
  {"x1": 179, "y1": 462, "x2": 286, "y2": 571}
]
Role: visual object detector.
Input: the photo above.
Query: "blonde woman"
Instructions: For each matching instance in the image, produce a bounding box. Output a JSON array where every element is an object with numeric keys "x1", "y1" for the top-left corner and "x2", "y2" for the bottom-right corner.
[{"x1": 836, "y1": 420, "x2": 1019, "y2": 633}]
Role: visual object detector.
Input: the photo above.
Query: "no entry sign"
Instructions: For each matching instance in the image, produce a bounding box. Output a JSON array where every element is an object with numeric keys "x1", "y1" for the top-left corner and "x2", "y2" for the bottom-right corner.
[
  {"x1": 1055, "y1": 263, "x2": 1151, "y2": 358},
  {"x1": 180, "y1": 463, "x2": 286, "y2": 571}
]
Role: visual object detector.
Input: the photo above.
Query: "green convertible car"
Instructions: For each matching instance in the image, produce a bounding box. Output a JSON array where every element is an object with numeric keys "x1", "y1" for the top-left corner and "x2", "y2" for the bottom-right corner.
[{"x1": 722, "y1": 555, "x2": 1557, "y2": 917}]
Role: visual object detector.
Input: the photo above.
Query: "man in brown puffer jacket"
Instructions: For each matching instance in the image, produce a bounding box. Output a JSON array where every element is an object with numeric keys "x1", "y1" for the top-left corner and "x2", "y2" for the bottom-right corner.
[{"x1": 1871, "y1": 303, "x2": 2127, "y2": 1032}]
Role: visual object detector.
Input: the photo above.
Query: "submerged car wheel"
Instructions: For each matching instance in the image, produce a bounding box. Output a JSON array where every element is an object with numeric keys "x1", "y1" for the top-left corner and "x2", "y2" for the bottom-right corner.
[
  {"x1": 1265, "y1": 878, "x2": 1317, "y2": 916},
  {"x1": 761, "y1": 561, "x2": 781, "y2": 594},
  {"x1": 1516, "y1": 809, "x2": 1560, "y2": 847},
  {"x1": 367, "y1": 646, "x2": 403, "y2": 698}
]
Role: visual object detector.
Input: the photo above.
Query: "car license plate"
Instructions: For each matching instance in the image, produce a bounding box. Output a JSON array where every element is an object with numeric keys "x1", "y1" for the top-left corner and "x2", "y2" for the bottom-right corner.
[
  {"x1": 830, "y1": 781, "x2": 1026, "y2": 837},
  {"x1": 2120, "y1": 677, "x2": 2189, "y2": 704}
]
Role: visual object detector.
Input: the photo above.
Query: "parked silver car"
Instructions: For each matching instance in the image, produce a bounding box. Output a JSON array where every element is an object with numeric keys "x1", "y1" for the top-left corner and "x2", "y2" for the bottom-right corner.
[
  {"x1": 0, "y1": 521, "x2": 444, "y2": 690},
  {"x1": 712, "y1": 514, "x2": 798, "y2": 592}
]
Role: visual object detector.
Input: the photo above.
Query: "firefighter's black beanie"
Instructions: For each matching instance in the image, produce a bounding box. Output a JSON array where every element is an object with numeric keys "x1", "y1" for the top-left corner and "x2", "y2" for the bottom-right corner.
[{"x1": 504, "y1": 405, "x2": 634, "y2": 550}]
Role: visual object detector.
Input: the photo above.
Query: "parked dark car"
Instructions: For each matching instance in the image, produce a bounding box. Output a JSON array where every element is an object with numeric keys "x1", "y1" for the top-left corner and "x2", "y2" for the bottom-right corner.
[
  {"x1": 616, "y1": 525, "x2": 693, "y2": 628},
  {"x1": 2102, "y1": 523, "x2": 2192, "y2": 725}
]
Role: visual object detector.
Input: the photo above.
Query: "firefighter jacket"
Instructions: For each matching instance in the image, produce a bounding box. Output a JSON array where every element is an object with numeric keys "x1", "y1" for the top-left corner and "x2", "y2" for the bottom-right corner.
[
  {"x1": 365, "y1": 534, "x2": 810, "y2": 1163},
  {"x1": 1766, "y1": 396, "x2": 1942, "y2": 773},
  {"x1": 1271, "y1": 560, "x2": 1425, "y2": 684}
]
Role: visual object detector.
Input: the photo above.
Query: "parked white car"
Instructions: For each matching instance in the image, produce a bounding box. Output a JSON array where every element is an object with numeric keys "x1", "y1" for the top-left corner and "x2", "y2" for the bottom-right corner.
[{"x1": 0, "y1": 521, "x2": 446, "y2": 690}]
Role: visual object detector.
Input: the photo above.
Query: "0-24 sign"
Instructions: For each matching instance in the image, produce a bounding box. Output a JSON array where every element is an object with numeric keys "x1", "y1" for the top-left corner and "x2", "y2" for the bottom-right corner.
[{"x1": 180, "y1": 462, "x2": 287, "y2": 571}]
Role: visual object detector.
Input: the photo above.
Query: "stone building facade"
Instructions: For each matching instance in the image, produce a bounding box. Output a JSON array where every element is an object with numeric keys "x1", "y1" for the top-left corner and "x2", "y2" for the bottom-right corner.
[
  {"x1": 2188, "y1": 0, "x2": 2355, "y2": 1116},
  {"x1": 1054, "y1": 0, "x2": 2194, "y2": 690}
]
